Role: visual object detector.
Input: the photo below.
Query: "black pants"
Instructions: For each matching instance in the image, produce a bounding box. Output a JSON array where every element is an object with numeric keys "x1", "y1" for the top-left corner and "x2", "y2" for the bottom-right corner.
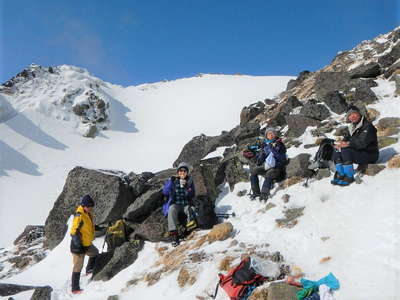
[
  {"x1": 250, "y1": 167, "x2": 283, "y2": 195},
  {"x1": 332, "y1": 148, "x2": 378, "y2": 165}
]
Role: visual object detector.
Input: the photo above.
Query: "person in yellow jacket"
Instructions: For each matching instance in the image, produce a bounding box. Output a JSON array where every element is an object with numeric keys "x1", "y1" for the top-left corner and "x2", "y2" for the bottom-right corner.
[{"x1": 70, "y1": 194, "x2": 99, "y2": 294}]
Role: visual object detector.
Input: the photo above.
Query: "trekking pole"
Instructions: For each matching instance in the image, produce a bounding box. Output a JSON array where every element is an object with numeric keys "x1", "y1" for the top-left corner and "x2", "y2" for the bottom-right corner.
[
  {"x1": 101, "y1": 222, "x2": 111, "y2": 253},
  {"x1": 216, "y1": 212, "x2": 236, "y2": 219}
]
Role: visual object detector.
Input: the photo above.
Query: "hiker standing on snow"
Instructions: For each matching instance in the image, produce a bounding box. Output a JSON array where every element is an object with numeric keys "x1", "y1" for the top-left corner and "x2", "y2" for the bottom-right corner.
[
  {"x1": 162, "y1": 162, "x2": 196, "y2": 247},
  {"x1": 250, "y1": 128, "x2": 287, "y2": 201},
  {"x1": 331, "y1": 105, "x2": 378, "y2": 186},
  {"x1": 70, "y1": 194, "x2": 99, "y2": 294}
]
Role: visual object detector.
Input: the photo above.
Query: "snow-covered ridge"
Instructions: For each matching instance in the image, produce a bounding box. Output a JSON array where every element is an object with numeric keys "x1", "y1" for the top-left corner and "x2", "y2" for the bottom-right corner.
[{"x1": 0, "y1": 64, "x2": 110, "y2": 137}]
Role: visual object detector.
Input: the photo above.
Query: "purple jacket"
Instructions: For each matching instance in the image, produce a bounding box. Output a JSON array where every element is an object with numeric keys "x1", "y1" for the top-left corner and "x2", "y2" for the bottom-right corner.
[
  {"x1": 256, "y1": 138, "x2": 287, "y2": 168},
  {"x1": 162, "y1": 176, "x2": 195, "y2": 216}
]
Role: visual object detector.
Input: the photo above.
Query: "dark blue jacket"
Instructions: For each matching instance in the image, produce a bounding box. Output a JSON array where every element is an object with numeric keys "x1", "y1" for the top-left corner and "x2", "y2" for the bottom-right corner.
[
  {"x1": 256, "y1": 138, "x2": 287, "y2": 168},
  {"x1": 162, "y1": 176, "x2": 195, "y2": 216}
]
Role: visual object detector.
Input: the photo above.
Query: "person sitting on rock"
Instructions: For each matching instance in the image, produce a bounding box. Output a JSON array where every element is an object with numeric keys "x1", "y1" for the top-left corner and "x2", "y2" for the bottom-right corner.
[
  {"x1": 162, "y1": 162, "x2": 195, "y2": 247},
  {"x1": 331, "y1": 105, "x2": 378, "y2": 186},
  {"x1": 70, "y1": 194, "x2": 99, "y2": 294},
  {"x1": 250, "y1": 128, "x2": 287, "y2": 201}
]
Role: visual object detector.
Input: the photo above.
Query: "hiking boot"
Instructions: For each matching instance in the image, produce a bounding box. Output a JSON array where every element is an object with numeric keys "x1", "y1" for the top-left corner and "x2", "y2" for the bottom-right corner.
[
  {"x1": 259, "y1": 193, "x2": 269, "y2": 202},
  {"x1": 169, "y1": 230, "x2": 180, "y2": 247},
  {"x1": 336, "y1": 164, "x2": 355, "y2": 186},
  {"x1": 249, "y1": 194, "x2": 260, "y2": 201},
  {"x1": 71, "y1": 272, "x2": 83, "y2": 294},
  {"x1": 330, "y1": 164, "x2": 344, "y2": 185}
]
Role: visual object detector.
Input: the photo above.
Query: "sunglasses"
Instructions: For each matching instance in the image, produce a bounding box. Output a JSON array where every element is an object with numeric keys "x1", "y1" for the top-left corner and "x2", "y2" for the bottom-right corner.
[{"x1": 178, "y1": 169, "x2": 188, "y2": 173}]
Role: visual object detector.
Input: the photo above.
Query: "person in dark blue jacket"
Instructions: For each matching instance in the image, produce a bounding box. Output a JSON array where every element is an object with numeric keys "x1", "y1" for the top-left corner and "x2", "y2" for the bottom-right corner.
[
  {"x1": 250, "y1": 128, "x2": 287, "y2": 201},
  {"x1": 162, "y1": 162, "x2": 195, "y2": 246}
]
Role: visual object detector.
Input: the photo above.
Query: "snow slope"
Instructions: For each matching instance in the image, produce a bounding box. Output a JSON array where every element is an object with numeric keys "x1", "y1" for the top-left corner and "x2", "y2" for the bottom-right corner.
[
  {"x1": 0, "y1": 67, "x2": 292, "y2": 248},
  {"x1": 1, "y1": 66, "x2": 400, "y2": 300}
]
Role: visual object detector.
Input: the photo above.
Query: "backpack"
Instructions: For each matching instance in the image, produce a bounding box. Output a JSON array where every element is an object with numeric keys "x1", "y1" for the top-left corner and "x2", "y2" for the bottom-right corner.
[
  {"x1": 212, "y1": 257, "x2": 268, "y2": 300},
  {"x1": 105, "y1": 219, "x2": 128, "y2": 251},
  {"x1": 309, "y1": 138, "x2": 335, "y2": 170},
  {"x1": 192, "y1": 196, "x2": 217, "y2": 229}
]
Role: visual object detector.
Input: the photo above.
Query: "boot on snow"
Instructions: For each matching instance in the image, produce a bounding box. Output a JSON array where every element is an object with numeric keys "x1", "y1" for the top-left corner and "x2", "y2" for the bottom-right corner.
[
  {"x1": 71, "y1": 272, "x2": 83, "y2": 294},
  {"x1": 169, "y1": 230, "x2": 180, "y2": 247}
]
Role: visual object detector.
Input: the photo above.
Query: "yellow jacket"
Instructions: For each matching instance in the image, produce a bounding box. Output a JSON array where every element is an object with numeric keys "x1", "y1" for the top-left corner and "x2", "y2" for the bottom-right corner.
[{"x1": 70, "y1": 205, "x2": 95, "y2": 246}]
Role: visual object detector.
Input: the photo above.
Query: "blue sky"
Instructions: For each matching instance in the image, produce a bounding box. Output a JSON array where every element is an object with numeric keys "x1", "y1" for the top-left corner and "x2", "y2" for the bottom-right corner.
[{"x1": 0, "y1": 0, "x2": 398, "y2": 86}]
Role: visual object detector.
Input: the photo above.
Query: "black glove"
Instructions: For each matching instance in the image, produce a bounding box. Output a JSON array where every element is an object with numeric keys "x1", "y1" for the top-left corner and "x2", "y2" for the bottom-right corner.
[{"x1": 70, "y1": 234, "x2": 84, "y2": 254}]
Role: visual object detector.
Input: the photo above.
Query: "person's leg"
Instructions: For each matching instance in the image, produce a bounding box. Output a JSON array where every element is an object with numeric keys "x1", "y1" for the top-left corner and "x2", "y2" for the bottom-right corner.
[
  {"x1": 85, "y1": 245, "x2": 99, "y2": 274},
  {"x1": 72, "y1": 254, "x2": 84, "y2": 292},
  {"x1": 168, "y1": 204, "x2": 183, "y2": 246},
  {"x1": 250, "y1": 166, "x2": 265, "y2": 198},
  {"x1": 336, "y1": 148, "x2": 355, "y2": 186},
  {"x1": 260, "y1": 168, "x2": 282, "y2": 200},
  {"x1": 331, "y1": 150, "x2": 345, "y2": 185}
]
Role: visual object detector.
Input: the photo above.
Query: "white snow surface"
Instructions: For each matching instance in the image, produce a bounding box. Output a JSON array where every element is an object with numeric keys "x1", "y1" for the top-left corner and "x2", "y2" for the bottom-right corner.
[{"x1": 1, "y1": 67, "x2": 400, "y2": 300}]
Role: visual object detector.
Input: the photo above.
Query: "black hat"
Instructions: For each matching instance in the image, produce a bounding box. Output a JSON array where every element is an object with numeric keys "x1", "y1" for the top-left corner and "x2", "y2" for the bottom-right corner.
[{"x1": 81, "y1": 194, "x2": 95, "y2": 207}]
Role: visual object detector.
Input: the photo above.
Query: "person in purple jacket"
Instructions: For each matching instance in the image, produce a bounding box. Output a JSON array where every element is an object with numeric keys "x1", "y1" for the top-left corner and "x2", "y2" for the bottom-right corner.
[
  {"x1": 162, "y1": 162, "x2": 195, "y2": 246},
  {"x1": 249, "y1": 128, "x2": 287, "y2": 202}
]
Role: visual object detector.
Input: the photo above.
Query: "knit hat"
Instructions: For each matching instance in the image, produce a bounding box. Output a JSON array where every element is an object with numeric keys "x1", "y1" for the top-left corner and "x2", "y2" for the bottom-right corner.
[
  {"x1": 265, "y1": 127, "x2": 278, "y2": 137},
  {"x1": 81, "y1": 194, "x2": 95, "y2": 207},
  {"x1": 345, "y1": 105, "x2": 361, "y2": 122},
  {"x1": 177, "y1": 162, "x2": 190, "y2": 173}
]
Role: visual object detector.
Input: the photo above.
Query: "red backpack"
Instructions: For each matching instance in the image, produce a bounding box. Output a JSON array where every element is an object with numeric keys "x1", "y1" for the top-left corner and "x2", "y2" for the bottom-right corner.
[{"x1": 212, "y1": 257, "x2": 268, "y2": 300}]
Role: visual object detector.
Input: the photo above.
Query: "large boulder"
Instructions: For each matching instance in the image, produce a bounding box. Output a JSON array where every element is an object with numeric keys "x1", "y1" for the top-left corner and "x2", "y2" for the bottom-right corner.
[
  {"x1": 299, "y1": 99, "x2": 330, "y2": 121},
  {"x1": 30, "y1": 286, "x2": 53, "y2": 300},
  {"x1": 127, "y1": 171, "x2": 155, "y2": 198},
  {"x1": 44, "y1": 167, "x2": 134, "y2": 249},
  {"x1": 173, "y1": 132, "x2": 234, "y2": 167},
  {"x1": 191, "y1": 160, "x2": 221, "y2": 201},
  {"x1": 286, "y1": 70, "x2": 311, "y2": 91},
  {"x1": 123, "y1": 169, "x2": 175, "y2": 223},
  {"x1": 132, "y1": 208, "x2": 169, "y2": 242},
  {"x1": 377, "y1": 117, "x2": 400, "y2": 129},
  {"x1": 223, "y1": 156, "x2": 249, "y2": 191},
  {"x1": 350, "y1": 62, "x2": 381, "y2": 79},
  {"x1": 0, "y1": 283, "x2": 39, "y2": 297},
  {"x1": 319, "y1": 91, "x2": 348, "y2": 114},
  {"x1": 240, "y1": 101, "x2": 265, "y2": 125},
  {"x1": 285, "y1": 115, "x2": 320, "y2": 138},
  {"x1": 378, "y1": 42, "x2": 400, "y2": 68},
  {"x1": 286, "y1": 154, "x2": 312, "y2": 178},
  {"x1": 230, "y1": 123, "x2": 260, "y2": 146},
  {"x1": 92, "y1": 240, "x2": 144, "y2": 281},
  {"x1": 265, "y1": 96, "x2": 303, "y2": 127}
]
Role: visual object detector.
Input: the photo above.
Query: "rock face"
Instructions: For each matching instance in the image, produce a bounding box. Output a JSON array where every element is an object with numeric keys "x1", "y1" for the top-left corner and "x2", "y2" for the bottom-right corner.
[
  {"x1": 0, "y1": 283, "x2": 39, "y2": 297},
  {"x1": 285, "y1": 115, "x2": 320, "y2": 137},
  {"x1": 230, "y1": 123, "x2": 261, "y2": 146},
  {"x1": 30, "y1": 286, "x2": 53, "y2": 300},
  {"x1": 123, "y1": 169, "x2": 175, "y2": 222},
  {"x1": 286, "y1": 71, "x2": 311, "y2": 91},
  {"x1": 265, "y1": 96, "x2": 303, "y2": 127},
  {"x1": 240, "y1": 101, "x2": 266, "y2": 125},
  {"x1": 286, "y1": 154, "x2": 312, "y2": 178},
  {"x1": 173, "y1": 132, "x2": 234, "y2": 167},
  {"x1": 132, "y1": 208, "x2": 169, "y2": 242},
  {"x1": 349, "y1": 62, "x2": 381, "y2": 79},
  {"x1": 44, "y1": 167, "x2": 134, "y2": 249},
  {"x1": 92, "y1": 240, "x2": 144, "y2": 281},
  {"x1": 299, "y1": 99, "x2": 330, "y2": 121},
  {"x1": 320, "y1": 91, "x2": 348, "y2": 114}
]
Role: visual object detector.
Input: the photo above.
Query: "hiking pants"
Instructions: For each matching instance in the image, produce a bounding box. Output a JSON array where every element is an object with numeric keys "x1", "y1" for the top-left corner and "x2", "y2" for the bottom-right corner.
[
  {"x1": 168, "y1": 204, "x2": 194, "y2": 232},
  {"x1": 72, "y1": 244, "x2": 99, "y2": 273},
  {"x1": 332, "y1": 148, "x2": 378, "y2": 165},
  {"x1": 250, "y1": 166, "x2": 283, "y2": 195}
]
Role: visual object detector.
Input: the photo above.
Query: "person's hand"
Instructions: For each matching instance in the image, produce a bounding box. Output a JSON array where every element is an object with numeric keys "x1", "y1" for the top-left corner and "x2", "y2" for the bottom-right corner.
[
  {"x1": 341, "y1": 141, "x2": 350, "y2": 148},
  {"x1": 179, "y1": 179, "x2": 187, "y2": 188},
  {"x1": 334, "y1": 141, "x2": 349, "y2": 149}
]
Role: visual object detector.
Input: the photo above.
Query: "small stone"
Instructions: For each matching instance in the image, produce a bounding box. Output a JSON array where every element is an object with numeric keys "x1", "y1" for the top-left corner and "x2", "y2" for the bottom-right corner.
[
  {"x1": 378, "y1": 136, "x2": 398, "y2": 149},
  {"x1": 321, "y1": 236, "x2": 330, "y2": 241},
  {"x1": 281, "y1": 194, "x2": 290, "y2": 203},
  {"x1": 229, "y1": 239, "x2": 239, "y2": 247},
  {"x1": 239, "y1": 242, "x2": 246, "y2": 248},
  {"x1": 316, "y1": 168, "x2": 331, "y2": 180},
  {"x1": 107, "y1": 296, "x2": 119, "y2": 300},
  {"x1": 364, "y1": 165, "x2": 385, "y2": 176},
  {"x1": 378, "y1": 117, "x2": 400, "y2": 129},
  {"x1": 377, "y1": 127, "x2": 400, "y2": 137},
  {"x1": 265, "y1": 203, "x2": 277, "y2": 211},
  {"x1": 388, "y1": 155, "x2": 400, "y2": 168},
  {"x1": 320, "y1": 256, "x2": 332, "y2": 264},
  {"x1": 236, "y1": 190, "x2": 247, "y2": 197},
  {"x1": 366, "y1": 108, "x2": 380, "y2": 121},
  {"x1": 304, "y1": 143, "x2": 318, "y2": 149}
]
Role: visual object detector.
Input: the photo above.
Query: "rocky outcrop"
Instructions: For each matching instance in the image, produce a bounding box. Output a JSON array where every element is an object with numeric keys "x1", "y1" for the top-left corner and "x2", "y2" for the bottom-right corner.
[
  {"x1": 299, "y1": 99, "x2": 330, "y2": 121},
  {"x1": 286, "y1": 154, "x2": 312, "y2": 178},
  {"x1": 230, "y1": 123, "x2": 260, "y2": 146},
  {"x1": 286, "y1": 71, "x2": 312, "y2": 91},
  {"x1": 349, "y1": 62, "x2": 381, "y2": 79},
  {"x1": 264, "y1": 96, "x2": 303, "y2": 127},
  {"x1": 92, "y1": 240, "x2": 144, "y2": 281},
  {"x1": 285, "y1": 115, "x2": 320, "y2": 137},
  {"x1": 44, "y1": 167, "x2": 134, "y2": 249},
  {"x1": 319, "y1": 91, "x2": 348, "y2": 114},
  {"x1": 30, "y1": 286, "x2": 53, "y2": 300},
  {"x1": 240, "y1": 101, "x2": 266, "y2": 125},
  {"x1": 0, "y1": 283, "x2": 40, "y2": 297},
  {"x1": 132, "y1": 208, "x2": 169, "y2": 242},
  {"x1": 173, "y1": 132, "x2": 234, "y2": 167}
]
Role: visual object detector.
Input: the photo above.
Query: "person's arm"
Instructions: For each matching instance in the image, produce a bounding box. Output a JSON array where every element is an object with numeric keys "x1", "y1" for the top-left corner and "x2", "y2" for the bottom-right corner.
[
  {"x1": 270, "y1": 142, "x2": 287, "y2": 166},
  {"x1": 162, "y1": 178, "x2": 173, "y2": 196},
  {"x1": 70, "y1": 213, "x2": 84, "y2": 251}
]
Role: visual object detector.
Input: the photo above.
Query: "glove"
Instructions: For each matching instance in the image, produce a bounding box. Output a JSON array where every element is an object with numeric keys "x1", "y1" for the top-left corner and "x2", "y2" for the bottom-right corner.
[{"x1": 70, "y1": 234, "x2": 84, "y2": 254}]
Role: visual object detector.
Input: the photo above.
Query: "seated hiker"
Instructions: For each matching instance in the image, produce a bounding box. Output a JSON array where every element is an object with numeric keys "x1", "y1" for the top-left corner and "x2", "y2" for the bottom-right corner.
[
  {"x1": 162, "y1": 162, "x2": 196, "y2": 247},
  {"x1": 70, "y1": 194, "x2": 99, "y2": 294},
  {"x1": 331, "y1": 105, "x2": 378, "y2": 186},
  {"x1": 249, "y1": 127, "x2": 287, "y2": 201}
]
